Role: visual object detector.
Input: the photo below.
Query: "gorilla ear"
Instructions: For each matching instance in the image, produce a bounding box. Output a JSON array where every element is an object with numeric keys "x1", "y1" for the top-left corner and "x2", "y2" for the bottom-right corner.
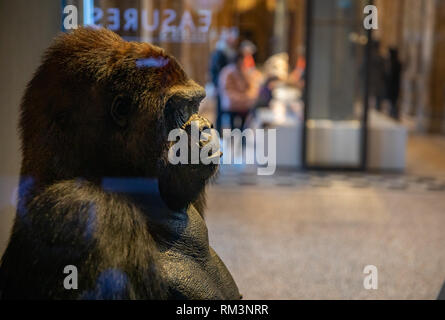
[{"x1": 110, "y1": 95, "x2": 132, "y2": 127}]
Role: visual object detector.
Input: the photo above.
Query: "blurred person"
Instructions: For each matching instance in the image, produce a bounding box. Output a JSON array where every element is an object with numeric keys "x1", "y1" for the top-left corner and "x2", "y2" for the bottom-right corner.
[
  {"x1": 219, "y1": 53, "x2": 259, "y2": 130},
  {"x1": 369, "y1": 40, "x2": 387, "y2": 111},
  {"x1": 256, "y1": 53, "x2": 290, "y2": 111},
  {"x1": 240, "y1": 40, "x2": 257, "y2": 71},
  {"x1": 240, "y1": 39, "x2": 263, "y2": 103},
  {"x1": 209, "y1": 30, "x2": 238, "y2": 134},
  {"x1": 254, "y1": 76, "x2": 280, "y2": 109},
  {"x1": 263, "y1": 52, "x2": 289, "y2": 82},
  {"x1": 289, "y1": 47, "x2": 306, "y2": 89},
  {"x1": 245, "y1": 53, "x2": 290, "y2": 125},
  {"x1": 387, "y1": 48, "x2": 402, "y2": 120}
]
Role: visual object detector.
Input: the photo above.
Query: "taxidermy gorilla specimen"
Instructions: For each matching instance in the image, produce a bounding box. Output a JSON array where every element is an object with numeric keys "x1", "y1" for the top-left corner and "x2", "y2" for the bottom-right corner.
[{"x1": 0, "y1": 28, "x2": 240, "y2": 300}]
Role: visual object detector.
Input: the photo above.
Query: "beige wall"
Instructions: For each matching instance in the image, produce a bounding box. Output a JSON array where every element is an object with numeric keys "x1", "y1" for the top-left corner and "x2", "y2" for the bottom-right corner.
[
  {"x1": 430, "y1": 1, "x2": 445, "y2": 133},
  {"x1": 0, "y1": 0, "x2": 61, "y2": 256},
  {"x1": 374, "y1": 0, "x2": 445, "y2": 134}
]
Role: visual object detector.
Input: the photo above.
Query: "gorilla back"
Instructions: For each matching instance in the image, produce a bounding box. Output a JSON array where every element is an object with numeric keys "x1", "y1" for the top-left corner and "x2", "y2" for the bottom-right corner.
[{"x1": 0, "y1": 28, "x2": 240, "y2": 300}]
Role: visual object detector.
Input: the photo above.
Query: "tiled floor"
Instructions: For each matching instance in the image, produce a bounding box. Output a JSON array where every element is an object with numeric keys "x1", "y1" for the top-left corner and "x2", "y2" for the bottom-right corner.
[{"x1": 205, "y1": 134, "x2": 445, "y2": 299}]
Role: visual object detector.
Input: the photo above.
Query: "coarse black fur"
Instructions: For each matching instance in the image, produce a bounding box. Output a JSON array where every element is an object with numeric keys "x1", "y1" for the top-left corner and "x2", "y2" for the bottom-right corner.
[{"x1": 0, "y1": 28, "x2": 240, "y2": 300}]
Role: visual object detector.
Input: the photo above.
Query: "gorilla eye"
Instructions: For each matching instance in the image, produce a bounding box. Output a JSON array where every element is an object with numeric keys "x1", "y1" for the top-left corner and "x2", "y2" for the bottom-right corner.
[
  {"x1": 111, "y1": 95, "x2": 132, "y2": 127},
  {"x1": 164, "y1": 97, "x2": 193, "y2": 130},
  {"x1": 175, "y1": 109, "x2": 187, "y2": 128}
]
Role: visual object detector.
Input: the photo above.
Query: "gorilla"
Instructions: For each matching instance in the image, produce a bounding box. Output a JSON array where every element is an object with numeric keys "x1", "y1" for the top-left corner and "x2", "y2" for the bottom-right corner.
[{"x1": 0, "y1": 28, "x2": 240, "y2": 300}]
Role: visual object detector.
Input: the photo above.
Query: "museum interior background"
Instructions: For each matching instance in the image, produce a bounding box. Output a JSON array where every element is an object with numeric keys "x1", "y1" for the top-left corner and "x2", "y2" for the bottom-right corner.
[{"x1": 2, "y1": 0, "x2": 445, "y2": 299}]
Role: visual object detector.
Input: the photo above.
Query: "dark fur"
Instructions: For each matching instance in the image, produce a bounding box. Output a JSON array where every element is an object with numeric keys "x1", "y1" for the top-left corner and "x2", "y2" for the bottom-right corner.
[{"x1": 0, "y1": 28, "x2": 239, "y2": 300}]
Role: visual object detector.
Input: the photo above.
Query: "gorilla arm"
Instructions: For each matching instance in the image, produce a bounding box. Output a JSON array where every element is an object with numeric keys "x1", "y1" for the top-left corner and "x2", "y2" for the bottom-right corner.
[{"x1": 0, "y1": 180, "x2": 165, "y2": 300}]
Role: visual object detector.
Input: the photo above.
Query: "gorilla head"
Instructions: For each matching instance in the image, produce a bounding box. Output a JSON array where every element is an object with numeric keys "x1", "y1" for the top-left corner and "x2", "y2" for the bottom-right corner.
[{"x1": 19, "y1": 27, "x2": 218, "y2": 213}]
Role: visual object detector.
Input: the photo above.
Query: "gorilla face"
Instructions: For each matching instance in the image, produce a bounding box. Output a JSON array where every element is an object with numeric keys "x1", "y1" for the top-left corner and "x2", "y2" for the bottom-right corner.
[
  {"x1": 107, "y1": 77, "x2": 219, "y2": 182},
  {"x1": 163, "y1": 91, "x2": 221, "y2": 170},
  {"x1": 157, "y1": 84, "x2": 221, "y2": 211}
]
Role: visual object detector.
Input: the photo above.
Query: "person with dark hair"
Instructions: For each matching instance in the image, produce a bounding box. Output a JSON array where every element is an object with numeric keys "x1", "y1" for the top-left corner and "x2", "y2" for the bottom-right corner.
[{"x1": 254, "y1": 76, "x2": 280, "y2": 110}]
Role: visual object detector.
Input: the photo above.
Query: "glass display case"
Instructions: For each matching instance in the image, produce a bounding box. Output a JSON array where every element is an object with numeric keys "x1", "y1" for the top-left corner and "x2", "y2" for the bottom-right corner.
[{"x1": 303, "y1": 0, "x2": 371, "y2": 170}]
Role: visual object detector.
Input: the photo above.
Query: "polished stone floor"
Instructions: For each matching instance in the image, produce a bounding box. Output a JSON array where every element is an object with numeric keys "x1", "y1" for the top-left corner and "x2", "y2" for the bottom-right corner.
[{"x1": 205, "y1": 134, "x2": 445, "y2": 299}]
